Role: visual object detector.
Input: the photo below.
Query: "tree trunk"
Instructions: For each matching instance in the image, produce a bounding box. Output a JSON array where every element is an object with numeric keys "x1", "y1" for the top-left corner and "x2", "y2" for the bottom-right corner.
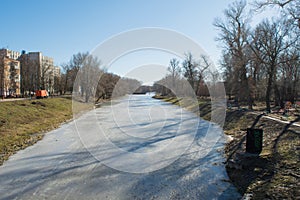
[
  {"x1": 266, "y1": 82, "x2": 272, "y2": 113},
  {"x1": 274, "y1": 83, "x2": 281, "y2": 107},
  {"x1": 266, "y1": 65, "x2": 276, "y2": 113},
  {"x1": 85, "y1": 93, "x2": 89, "y2": 103}
]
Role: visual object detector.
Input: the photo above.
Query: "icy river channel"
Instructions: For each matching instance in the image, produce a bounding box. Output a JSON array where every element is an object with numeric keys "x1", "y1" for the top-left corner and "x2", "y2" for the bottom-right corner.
[{"x1": 0, "y1": 94, "x2": 241, "y2": 199}]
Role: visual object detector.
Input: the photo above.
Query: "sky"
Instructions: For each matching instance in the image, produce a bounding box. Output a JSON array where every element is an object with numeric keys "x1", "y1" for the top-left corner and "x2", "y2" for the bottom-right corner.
[{"x1": 0, "y1": 0, "x2": 276, "y2": 84}]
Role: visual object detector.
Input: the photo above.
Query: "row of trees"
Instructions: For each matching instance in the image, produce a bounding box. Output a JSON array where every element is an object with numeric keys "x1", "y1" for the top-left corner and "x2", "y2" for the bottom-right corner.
[
  {"x1": 215, "y1": 0, "x2": 300, "y2": 112},
  {"x1": 154, "y1": 53, "x2": 216, "y2": 97},
  {"x1": 56, "y1": 52, "x2": 141, "y2": 102},
  {"x1": 155, "y1": 0, "x2": 299, "y2": 113}
]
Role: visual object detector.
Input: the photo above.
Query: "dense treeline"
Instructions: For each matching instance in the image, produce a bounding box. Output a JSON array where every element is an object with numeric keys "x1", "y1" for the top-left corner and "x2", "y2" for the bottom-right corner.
[
  {"x1": 155, "y1": 0, "x2": 300, "y2": 112},
  {"x1": 55, "y1": 52, "x2": 141, "y2": 103}
]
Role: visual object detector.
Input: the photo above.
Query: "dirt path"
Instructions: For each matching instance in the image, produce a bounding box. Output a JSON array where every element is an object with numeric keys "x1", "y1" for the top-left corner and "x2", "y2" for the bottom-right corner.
[{"x1": 250, "y1": 111, "x2": 300, "y2": 127}]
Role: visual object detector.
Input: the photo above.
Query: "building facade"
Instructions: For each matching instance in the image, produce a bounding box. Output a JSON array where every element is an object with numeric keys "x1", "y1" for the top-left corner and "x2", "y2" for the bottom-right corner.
[
  {"x1": 0, "y1": 48, "x2": 61, "y2": 97},
  {"x1": 20, "y1": 51, "x2": 60, "y2": 95},
  {"x1": 0, "y1": 49, "x2": 21, "y2": 97}
]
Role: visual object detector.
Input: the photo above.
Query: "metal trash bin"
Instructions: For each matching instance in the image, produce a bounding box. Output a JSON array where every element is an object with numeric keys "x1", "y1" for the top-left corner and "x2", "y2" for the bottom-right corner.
[{"x1": 246, "y1": 128, "x2": 263, "y2": 154}]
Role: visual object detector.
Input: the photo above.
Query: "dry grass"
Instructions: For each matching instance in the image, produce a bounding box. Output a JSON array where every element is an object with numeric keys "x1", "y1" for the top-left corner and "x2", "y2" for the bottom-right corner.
[
  {"x1": 0, "y1": 97, "x2": 73, "y2": 165},
  {"x1": 153, "y1": 95, "x2": 211, "y2": 120},
  {"x1": 225, "y1": 111, "x2": 300, "y2": 199}
]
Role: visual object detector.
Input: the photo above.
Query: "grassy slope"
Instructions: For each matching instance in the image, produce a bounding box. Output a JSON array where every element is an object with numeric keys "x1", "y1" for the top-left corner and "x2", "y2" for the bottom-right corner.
[
  {"x1": 156, "y1": 96, "x2": 212, "y2": 120},
  {"x1": 224, "y1": 111, "x2": 300, "y2": 199},
  {"x1": 0, "y1": 97, "x2": 73, "y2": 165},
  {"x1": 154, "y1": 95, "x2": 300, "y2": 199}
]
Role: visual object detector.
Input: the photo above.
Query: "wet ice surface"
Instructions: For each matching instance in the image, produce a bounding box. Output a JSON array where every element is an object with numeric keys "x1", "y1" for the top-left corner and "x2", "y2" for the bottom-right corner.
[{"x1": 0, "y1": 95, "x2": 241, "y2": 200}]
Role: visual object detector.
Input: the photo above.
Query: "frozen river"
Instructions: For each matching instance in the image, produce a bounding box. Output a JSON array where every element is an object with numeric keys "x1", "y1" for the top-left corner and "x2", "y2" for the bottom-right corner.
[{"x1": 0, "y1": 95, "x2": 240, "y2": 199}]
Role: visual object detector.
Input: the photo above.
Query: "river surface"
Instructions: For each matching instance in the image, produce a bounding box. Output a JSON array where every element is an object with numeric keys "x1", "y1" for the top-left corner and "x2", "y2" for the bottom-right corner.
[{"x1": 0, "y1": 95, "x2": 240, "y2": 199}]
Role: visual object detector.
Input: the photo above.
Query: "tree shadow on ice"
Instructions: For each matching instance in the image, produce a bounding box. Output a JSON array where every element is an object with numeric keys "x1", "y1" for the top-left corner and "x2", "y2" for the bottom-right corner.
[
  {"x1": 0, "y1": 147, "x2": 119, "y2": 200},
  {"x1": 126, "y1": 122, "x2": 241, "y2": 199}
]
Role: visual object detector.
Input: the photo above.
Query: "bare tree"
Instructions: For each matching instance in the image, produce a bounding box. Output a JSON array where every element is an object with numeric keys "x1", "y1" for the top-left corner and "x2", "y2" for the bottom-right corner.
[
  {"x1": 0, "y1": 59, "x2": 4, "y2": 97},
  {"x1": 60, "y1": 63, "x2": 69, "y2": 94},
  {"x1": 79, "y1": 55, "x2": 102, "y2": 102},
  {"x1": 195, "y1": 55, "x2": 210, "y2": 96},
  {"x1": 9, "y1": 61, "x2": 19, "y2": 96},
  {"x1": 96, "y1": 72, "x2": 120, "y2": 100},
  {"x1": 40, "y1": 62, "x2": 52, "y2": 90},
  {"x1": 53, "y1": 75, "x2": 61, "y2": 95},
  {"x1": 214, "y1": 0, "x2": 254, "y2": 109},
  {"x1": 182, "y1": 52, "x2": 198, "y2": 91},
  {"x1": 277, "y1": 49, "x2": 300, "y2": 104},
  {"x1": 253, "y1": 0, "x2": 300, "y2": 28},
  {"x1": 250, "y1": 19, "x2": 294, "y2": 112},
  {"x1": 167, "y1": 58, "x2": 181, "y2": 93},
  {"x1": 61, "y1": 52, "x2": 89, "y2": 94},
  {"x1": 221, "y1": 52, "x2": 236, "y2": 100}
]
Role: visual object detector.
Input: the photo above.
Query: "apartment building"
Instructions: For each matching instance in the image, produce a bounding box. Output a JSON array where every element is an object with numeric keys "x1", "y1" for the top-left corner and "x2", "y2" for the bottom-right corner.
[
  {"x1": 0, "y1": 48, "x2": 61, "y2": 97},
  {"x1": 0, "y1": 49, "x2": 21, "y2": 97},
  {"x1": 20, "y1": 51, "x2": 59, "y2": 95},
  {"x1": 53, "y1": 66, "x2": 60, "y2": 78}
]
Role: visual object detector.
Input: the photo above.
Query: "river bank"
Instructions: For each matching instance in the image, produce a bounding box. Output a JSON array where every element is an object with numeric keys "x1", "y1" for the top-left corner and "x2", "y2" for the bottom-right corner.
[
  {"x1": 0, "y1": 97, "x2": 73, "y2": 165},
  {"x1": 153, "y1": 95, "x2": 300, "y2": 199}
]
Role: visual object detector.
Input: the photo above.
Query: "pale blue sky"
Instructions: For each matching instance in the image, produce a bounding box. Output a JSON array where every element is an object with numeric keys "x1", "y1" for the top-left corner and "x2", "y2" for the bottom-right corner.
[{"x1": 0, "y1": 0, "x2": 276, "y2": 83}]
